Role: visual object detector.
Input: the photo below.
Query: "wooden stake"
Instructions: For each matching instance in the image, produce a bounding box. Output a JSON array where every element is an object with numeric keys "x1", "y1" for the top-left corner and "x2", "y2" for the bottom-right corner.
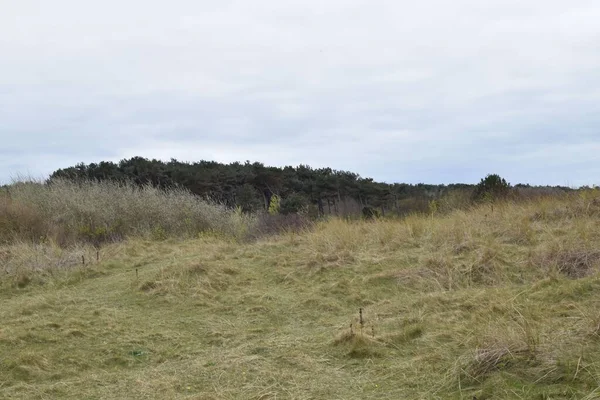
[{"x1": 359, "y1": 308, "x2": 364, "y2": 335}]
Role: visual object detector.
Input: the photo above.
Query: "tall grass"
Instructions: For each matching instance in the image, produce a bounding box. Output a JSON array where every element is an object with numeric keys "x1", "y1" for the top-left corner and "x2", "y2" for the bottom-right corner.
[
  {"x1": 0, "y1": 178, "x2": 254, "y2": 246},
  {"x1": 295, "y1": 188, "x2": 600, "y2": 289}
]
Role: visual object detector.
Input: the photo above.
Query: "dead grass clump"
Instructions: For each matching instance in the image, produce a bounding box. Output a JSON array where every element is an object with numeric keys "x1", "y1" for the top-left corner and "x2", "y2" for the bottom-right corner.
[
  {"x1": 391, "y1": 267, "x2": 442, "y2": 292},
  {"x1": 303, "y1": 251, "x2": 356, "y2": 272},
  {"x1": 0, "y1": 241, "x2": 105, "y2": 289},
  {"x1": 502, "y1": 216, "x2": 537, "y2": 245},
  {"x1": 2, "y1": 353, "x2": 50, "y2": 383},
  {"x1": 138, "y1": 261, "x2": 230, "y2": 296},
  {"x1": 556, "y1": 250, "x2": 600, "y2": 279},
  {"x1": 382, "y1": 324, "x2": 424, "y2": 346},
  {"x1": 469, "y1": 341, "x2": 533, "y2": 377},
  {"x1": 451, "y1": 241, "x2": 475, "y2": 255},
  {"x1": 533, "y1": 246, "x2": 600, "y2": 279},
  {"x1": 456, "y1": 330, "x2": 539, "y2": 387},
  {"x1": 420, "y1": 255, "x2": 469, "y2": 291},
  {"x1": 334, "y1": 330, "x2": 384, "y2": 359},
  {"x1": 468, "y1": 246, "x2": 503, "y2": 285},
  {"x1": 451, "y1": 312, "x2": 543, "y2": 391}
]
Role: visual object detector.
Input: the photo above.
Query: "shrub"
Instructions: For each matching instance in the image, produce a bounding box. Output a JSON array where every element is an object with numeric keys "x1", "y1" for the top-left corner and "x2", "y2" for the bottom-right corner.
[
  {"x1": 0, "y1": 196, "x2": 47, "y2": 243},
  {"x1": 1, "y1": 178, "x2": 253, "y2": 246},
  {"x1": 472, "y1": 174, "x2": 511, "y2": 203},
  {"x1": 362, "y1": 206, "x2": 380, "y2": 220}
]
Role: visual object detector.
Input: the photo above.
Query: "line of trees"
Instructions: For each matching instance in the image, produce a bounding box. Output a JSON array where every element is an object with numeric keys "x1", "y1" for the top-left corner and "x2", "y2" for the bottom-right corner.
[{"x1": 49, "y1": 158, "x2": 574, "y2": 217}]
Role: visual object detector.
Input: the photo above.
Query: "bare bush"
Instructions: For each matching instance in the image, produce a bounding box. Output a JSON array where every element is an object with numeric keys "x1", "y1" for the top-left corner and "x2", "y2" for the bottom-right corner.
[{"x1": 1, "y1": 179, "x2": 254, "y2": 246}]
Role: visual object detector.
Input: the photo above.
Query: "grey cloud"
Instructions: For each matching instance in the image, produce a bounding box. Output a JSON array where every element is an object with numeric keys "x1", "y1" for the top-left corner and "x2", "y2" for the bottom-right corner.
[{"x1": 1, "y1": 0, "x2": 600, "y2": 185}]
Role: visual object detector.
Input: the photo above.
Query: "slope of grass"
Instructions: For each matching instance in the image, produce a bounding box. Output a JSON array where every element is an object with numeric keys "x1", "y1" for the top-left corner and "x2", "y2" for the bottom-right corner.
[{"x1": 3, "y1": 192, "x2": 600, "y2": 399}]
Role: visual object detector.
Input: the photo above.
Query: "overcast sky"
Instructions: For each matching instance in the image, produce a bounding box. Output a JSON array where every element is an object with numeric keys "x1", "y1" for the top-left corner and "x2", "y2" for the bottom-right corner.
[{"x1": 2, "y1": 0, "x2": 600, "y2": 186}]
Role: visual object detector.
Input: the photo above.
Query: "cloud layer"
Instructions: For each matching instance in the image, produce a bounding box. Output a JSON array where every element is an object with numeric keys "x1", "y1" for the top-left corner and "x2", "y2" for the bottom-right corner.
[{"x1": 2, "y1": 0, "x2": 600, "y2": 185}]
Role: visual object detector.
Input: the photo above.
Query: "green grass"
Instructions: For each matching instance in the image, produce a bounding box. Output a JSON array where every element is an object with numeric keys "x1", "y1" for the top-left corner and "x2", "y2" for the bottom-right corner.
[{"x1": 3, "y1": 193, "x2": 600, "y2": 398}]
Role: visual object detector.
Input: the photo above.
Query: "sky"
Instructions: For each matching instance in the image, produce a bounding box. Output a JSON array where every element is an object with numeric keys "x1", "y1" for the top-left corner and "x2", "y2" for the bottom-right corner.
[{"x1": 1, "y1": 0, "x2": 600, "y2": 186}]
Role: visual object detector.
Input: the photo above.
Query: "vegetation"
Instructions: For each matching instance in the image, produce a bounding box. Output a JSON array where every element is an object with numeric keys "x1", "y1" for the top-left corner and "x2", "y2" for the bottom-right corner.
[
  {"x1": 2, "y1": 172, "x2": 600, "y2": 398},
  {"x1": 473, "y1": 173, "x2": 512, "y2": 203},
  {"x1": 0, "y1": 178, "x2": 253, "y2": 246},
  {"x1": 50, "y1": 157, "x2": 574, "y2": 217}
]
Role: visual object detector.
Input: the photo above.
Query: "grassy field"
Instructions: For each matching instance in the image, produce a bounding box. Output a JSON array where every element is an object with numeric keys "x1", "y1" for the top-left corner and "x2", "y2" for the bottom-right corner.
[{"x1": 3, "y1": 192, "x2": 600, "y2": 399}]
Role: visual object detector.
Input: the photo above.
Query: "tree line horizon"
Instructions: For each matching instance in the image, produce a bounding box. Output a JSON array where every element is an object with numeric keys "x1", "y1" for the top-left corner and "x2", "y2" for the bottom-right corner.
[{"x1": 48, "y1": 157, "x2": 576, "y2": 217}]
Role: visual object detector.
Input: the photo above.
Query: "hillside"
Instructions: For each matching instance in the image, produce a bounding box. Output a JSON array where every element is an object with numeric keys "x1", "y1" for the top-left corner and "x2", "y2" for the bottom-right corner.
[{"x1": 3, "y1": 190, "x2": 600, "y2": 399}]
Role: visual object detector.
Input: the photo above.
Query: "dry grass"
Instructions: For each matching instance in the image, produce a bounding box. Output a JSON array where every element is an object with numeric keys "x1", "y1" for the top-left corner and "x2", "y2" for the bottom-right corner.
[
  {"x1": 2, "y1": 189, "x2": 600, "y2": 398},
  {"x1": 0, "y1": 240, "x2": 109, "y2": 289},
  {"x1": 0, "y1": 179, "x2": 254, "y2": 245}
]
